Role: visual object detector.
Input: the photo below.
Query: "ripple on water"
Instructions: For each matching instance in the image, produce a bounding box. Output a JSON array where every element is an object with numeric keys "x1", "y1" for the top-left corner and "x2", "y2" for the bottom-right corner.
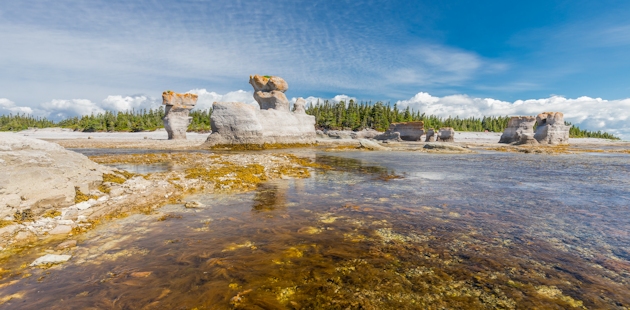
[{"x1": 1, "y1": 152, "x2": 629, "y2": 309}]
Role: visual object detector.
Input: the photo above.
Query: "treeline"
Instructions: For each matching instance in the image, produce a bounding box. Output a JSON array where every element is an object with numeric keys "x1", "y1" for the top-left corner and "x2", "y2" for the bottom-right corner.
[
  {"x1": 306, "y1": 100, "x2": 620, "y2": 140},
  {"x1": 0, "y1": 108, "x2": 213, "y2": 132},
  {"x1": 0, "y1": 100, "x2": 620, "y2": 140}
]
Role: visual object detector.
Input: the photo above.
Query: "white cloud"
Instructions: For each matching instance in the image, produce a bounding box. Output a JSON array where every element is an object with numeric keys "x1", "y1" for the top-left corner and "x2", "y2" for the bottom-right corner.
[
  {"x1": 396, "y1": 92, "x2": 630, "y2": 140},
  {"x1": 40, "y1": 99, "x2": 105, "y2": 119},
  {"x1": 0, "y1": 98, "x2": 34, "y2": 114},
  {"x1": 102, "y1": 95, "x2": 160, "y2": 112},
  {"x1": 187, "y1": 89, "x2": 256, "y2": 110}
]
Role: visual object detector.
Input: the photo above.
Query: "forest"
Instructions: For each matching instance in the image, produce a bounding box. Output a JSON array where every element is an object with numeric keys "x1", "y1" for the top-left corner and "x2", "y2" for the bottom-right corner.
[{"x1": 0, "y1": 100, "x2": 620, "y2": 140}]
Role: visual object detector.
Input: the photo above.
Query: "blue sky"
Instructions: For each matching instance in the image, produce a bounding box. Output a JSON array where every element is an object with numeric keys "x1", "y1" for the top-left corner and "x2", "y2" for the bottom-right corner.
[{"x1": 1, "y1": 0, "x2": 630, "y2": 137}]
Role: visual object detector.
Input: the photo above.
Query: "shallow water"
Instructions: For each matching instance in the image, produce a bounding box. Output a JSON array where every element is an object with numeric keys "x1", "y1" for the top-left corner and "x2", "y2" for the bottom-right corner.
[{"x1": 2, "y1": 151, "x2": 630, "y2": 309}]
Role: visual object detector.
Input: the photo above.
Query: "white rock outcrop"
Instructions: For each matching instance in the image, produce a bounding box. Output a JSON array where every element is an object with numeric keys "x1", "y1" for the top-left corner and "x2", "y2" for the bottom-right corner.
[
  {"x1": 534, "y1": 112, "x2": 570, "y2": 145},
  {"x1": 0, "y1": 133, "x2": 110, "y2": 220},
  {"x1": 375, "y1": 122, "x2": 424, "y2": 141},
  {"x1": 205, "y1": 75, "x2": 316, "y2": 146},
  {"x1": 425, "y1": 128, "x2": 436, "y2": 142},
  {"x1": 162, "y1": 91, "x2": 198, "y2": 140},
  {"x1": 499, "y1": 116, "x2": 538, "y2": 145}
]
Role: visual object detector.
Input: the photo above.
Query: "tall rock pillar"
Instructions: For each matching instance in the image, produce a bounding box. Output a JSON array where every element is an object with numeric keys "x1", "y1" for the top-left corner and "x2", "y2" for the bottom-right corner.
[{"x1": 162, "y1": 91, "x2": 198, "y2": 140}]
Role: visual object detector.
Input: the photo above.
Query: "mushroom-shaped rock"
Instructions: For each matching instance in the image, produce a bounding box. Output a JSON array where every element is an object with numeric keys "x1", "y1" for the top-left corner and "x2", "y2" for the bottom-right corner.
[
  {"x1": 204, "y1": 76, "x2": 316, "y2": 147},
  {"x1": 249, "y1": 75, "x2": 289, "y2": 93},
  {"x1": 389, "y1": 122, "x2": 425, "y2": 141},
  {"x1": 162, "y1": 91, "x2": 198, "y2": 140},
  {"x1": 499, "y1": 116, "x2": 536, "y2": 144},
  {"x1": 437, "y1": 127, "x2": 455, "y2": 142},
  {"x1": 534, "y1": 112, "x2": 570, "y2": 145}
]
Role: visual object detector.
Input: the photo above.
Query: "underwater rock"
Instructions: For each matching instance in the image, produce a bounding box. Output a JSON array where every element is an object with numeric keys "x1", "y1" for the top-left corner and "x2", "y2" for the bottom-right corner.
[
  {"x1": 204, "y1": 76, "x2": 316, "y2": 146},
  {"x1": 162, "y1": 91, "x2": 198, "y2": 140},
  {"x1": 437, "y1": 127, "x2": 455, "y2": 142},
  {"x1": 534, "y1": 112, "x2": 570, "y2": 145},
  {"x1": 49, "y1": 224, "x2": 72, "y2": 235},
  {"x1": 30, "y1": 254, "x2": 72, "y2": 266},
  {"x1": 0, "y1": 134, "x2": 109, "y2": 220},
  {"x1": 499, "y1": 116, "x2": 537, "y2": 144},
  {"x1": 425, "y1": 128, "x2": 436, "y2": 142},
  {"x1": 56, "y1": 239, "x2": 77, "y2": 250}
]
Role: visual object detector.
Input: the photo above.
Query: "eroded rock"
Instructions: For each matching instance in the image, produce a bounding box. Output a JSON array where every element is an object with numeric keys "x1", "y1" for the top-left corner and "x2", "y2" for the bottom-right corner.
[
  {"x1": 30, "y1": 254, "x2": 71, "y2": 267},
  {"x1": 205, "y1": 76, "x2": 316, "y2": 146},
  {"x1": 499, "y1": 116, "x2": 536, "y2": 144},
  {"x1": 375, "y1": 122, "x2": 424, "y2": 141},
  {"x1": 534, "y1": 112, "x2": 570, "y2": 145},
  {"x1": 437, "y1": 127, "x2": 455, "y2": 142},
  {"x1": 425, "y1": 128, "x2": 436, "y2": 142},
  {"x1": 162, "y1": 91, "x2": 198, "y2": 140}
]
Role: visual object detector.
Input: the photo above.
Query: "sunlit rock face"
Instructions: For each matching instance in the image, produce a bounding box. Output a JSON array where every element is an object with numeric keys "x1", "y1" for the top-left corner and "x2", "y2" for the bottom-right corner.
[
  {"x1": 0, "y1": 134, "x2": 108, "y2": 220},
  {"x1": 534, "y1": 112, "x2": 570, "y2": 145},
  {"x1": 437, "y1": 127, "x2": 455, "y2": 142},
  {"x1": 162, "y1": 91, "x2": 198, "y2": 140},
  {"x1": 425, "y1": 128, "x2": 436, "y2": 142},
  {"x1": 499, "y1": 116, "x2": 537, "y2": 144},
  {"x1": 375, "y1": 122, "x2": 424, "y2": 141},
  {"x1": 205, "y1": 75, "x2": 316, "y2": 146}
]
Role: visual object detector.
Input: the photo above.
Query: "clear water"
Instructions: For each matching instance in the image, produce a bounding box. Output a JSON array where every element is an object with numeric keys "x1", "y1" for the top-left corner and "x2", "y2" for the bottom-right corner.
[{"x1": 1, "y1": 151, "x2": 629, "y2": 309}]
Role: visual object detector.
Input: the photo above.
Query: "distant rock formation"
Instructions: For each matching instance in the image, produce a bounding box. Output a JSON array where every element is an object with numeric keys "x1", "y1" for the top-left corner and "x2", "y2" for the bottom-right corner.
[
  {"x1": 534, "y1": 112, "x2": 570, "y2": 145},
  {"x1": 498, "y1": 112, "x2": 569, "y2": 145},
  {"x1": 425, "y1": 128, "x2": 436, "y2": 142},
  {"x1": 162, "y1": 91, "x2": 198, "y2": 140},
  {"x1": 437, "y1": 127, "x2": 455, "y2": 142},
  {"x1": 375, "y1": 122, "x2": 424, "y2": 141},
  {"x1": 204, "y1": 75, "x2": 316, "y2": 146},
  {"x1": 499, "y1": 116, "x2": 537, "y2": 144}
]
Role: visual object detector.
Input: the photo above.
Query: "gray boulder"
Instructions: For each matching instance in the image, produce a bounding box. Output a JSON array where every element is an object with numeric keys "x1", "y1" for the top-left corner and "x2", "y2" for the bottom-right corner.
[
  {"x1": 425, "y1": 128, "x2": 436, "y2": 142},
  {"x1": 162, "y1": 91, "x2": 198, "y2": 140},
  {"x1": 499, "y1": 116, "x2": 536, "y2": 144},
  {"x1": 437, "y1": 127, "x2": 455, "y2": 142},
  {"x1": 534, "y1": 112, "x2": 570, "y2": 145}
]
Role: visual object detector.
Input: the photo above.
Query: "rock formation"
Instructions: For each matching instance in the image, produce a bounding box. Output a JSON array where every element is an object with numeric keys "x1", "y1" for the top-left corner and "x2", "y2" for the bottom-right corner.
[
  {"x1": 534, "y1": 112, "x2": 570, "y2": 145},
  {"x1": 204, "y1": 75, "x2": 316, "y2": 146},
  {"x1": 162, "y1": 91, "x2": 198, "y2": 140},
  {"x1": 375, "y1": 122, "x2": 424, "y2": 141},
  {"x1": 437, "y1": 127, "x2": 455, "y2": 142},
  {"x1": 499, "y1": 116, "x2": 537, "y2": 144},
  {"x1": 425, "y1": 128, "x2": 436, "y2": 142},
  {"x1": 0, "y1": 134, "x2": 110, "y2": 220}
]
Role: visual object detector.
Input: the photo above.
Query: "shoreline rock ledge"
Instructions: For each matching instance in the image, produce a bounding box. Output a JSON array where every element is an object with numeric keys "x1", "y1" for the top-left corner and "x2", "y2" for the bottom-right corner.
[{"x1": 204, "y1": 75, "x2": 316, "y2": 147}]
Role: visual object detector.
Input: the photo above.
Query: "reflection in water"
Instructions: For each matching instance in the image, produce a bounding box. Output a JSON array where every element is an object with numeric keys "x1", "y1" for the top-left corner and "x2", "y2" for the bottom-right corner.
[
  {"x1": 1, "y1": 153, "x2": 629, "y2": 309},
  {"x1": 252, "y1": 183, "x2": 287, "y2": 212}
]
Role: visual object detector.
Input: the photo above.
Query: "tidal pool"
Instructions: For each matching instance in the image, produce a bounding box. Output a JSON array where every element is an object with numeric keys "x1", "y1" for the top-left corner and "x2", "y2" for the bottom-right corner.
[{"x1": 1, "y1": 151, "x2": 629, "y2": 309}]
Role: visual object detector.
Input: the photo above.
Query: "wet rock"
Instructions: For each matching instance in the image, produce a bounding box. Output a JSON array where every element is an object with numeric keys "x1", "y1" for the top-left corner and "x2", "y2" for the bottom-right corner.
[
  {"x1": 518, "y1": 133, "x2": 539, "y2": 145},
  {"x1": 437, "y1": 127, "x2": 455, "y2": 142},
  {"x1": 204, "y1": 75, "x2": 316, "y2": 147},
  {"x1": 14, "y1": 230, "x2": 35, "y2": 241},
  {"x1": 49, "y1": 225, "x2": 72, "y2": 235},
  {"x1": 184, "y1": 201, "x2": 203, "y2": 209},
  {"x1": 56, "y1": 239, "x2": 77, "y2": 250},
  {"x1": 30, "y1": 254, "x2": 71, "y2": 266},
  {"x1": 499, "y1": 116, "x2": 537, "y2": 144},
  {"x1": 130, "y1": 271, "x2": 152, "y2": 278},
  {"x1": 358, "y1": 139, "x2": 389, "y2": 151},
  {"x1": 423, "y1": 143, "x2": 470, "y2": 152},
  {"x1": 162, "y1": 91, "x2": 198, "y2": 140},
  {"x1": 534, "y1": 112, "x2": 570, "y2": 145},
  {"x1": 425, "y1": 128, "x2": 436, "y2": 142}
]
